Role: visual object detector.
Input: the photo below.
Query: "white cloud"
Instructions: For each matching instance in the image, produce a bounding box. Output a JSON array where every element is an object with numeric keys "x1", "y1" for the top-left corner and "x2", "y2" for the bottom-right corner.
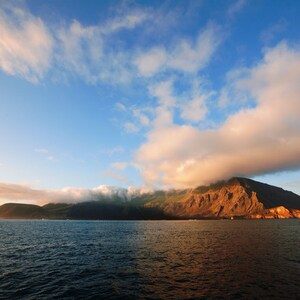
[
  {"x1": 150, "y1": 80, "x2": 176, "y2": 108},
  {"x1": 148, "y1": 80, "x2": 177, "y2": 129},
  {"x1": 135, "y1": 23, "x2": 221, "y2": 76},
  {"x1": 147, "y1": 79, "x2": 211, "y2": 127},
  {"x1": 0, "y1": 4, "x2": 220, "y2": 86},
  {"x1": 178, "y1": 80, "x2": 213, "y2": 123},
  {"x1": 180, "y1": 95, "x2": 207, "y2": 123},
  {"x1": 56, "y1": 10, "x2": 151, "y2": 84},
  {"x1": 56, "y1": 20, "x2": 104, "y2": 84},
  {"x1": 103, "y1": 11, "x2": 149, "y2": 33},
  {"x1": 134, "y1": 47, "x2": 167, "y2": 76},
  {"x1": 168, "y1": 23, "x2": 220, "y2": 73},
  {"x1": 0, "y1": 4, "x2": 150, "y2": 84},
  {"x1": 0, "y1": 182, "x2": 151, "y2": 205},
  {"x1": 123, "y1": 122, "x2": 139, "y2": 133},
  {"x1": 135, "y1": 42, "x2": 300, "y2": 188},
  {"x1": 0, "y1": 5, "x2": 54, "y2": 82},
  {"x1": 132, "y1": 109, "x2": 150, "y2": 126}
]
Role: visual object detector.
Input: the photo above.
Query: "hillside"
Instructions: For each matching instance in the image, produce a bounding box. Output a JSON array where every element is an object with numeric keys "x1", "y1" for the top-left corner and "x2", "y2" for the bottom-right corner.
[
  {"x1": 0, "y1": 203, "x2": 47, "y2": 219},
  {"x1": 0, "y1": 178, "x2": 300, "y2": 219},
  {"x1": 143, "y1": 177, "x2": 300, "y2": 219}
]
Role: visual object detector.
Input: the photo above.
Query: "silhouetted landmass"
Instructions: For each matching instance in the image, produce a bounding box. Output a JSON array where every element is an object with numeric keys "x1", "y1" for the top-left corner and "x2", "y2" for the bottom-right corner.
[
  {"x1": 0, "y1": 203, "x2": 47, "y2": 219},
  {"x1": 68, "y1": 201, "x2": 172, "y2": 220},
  {"x1": 1, "y1": 177, "x2": 300, "y2": 219}
]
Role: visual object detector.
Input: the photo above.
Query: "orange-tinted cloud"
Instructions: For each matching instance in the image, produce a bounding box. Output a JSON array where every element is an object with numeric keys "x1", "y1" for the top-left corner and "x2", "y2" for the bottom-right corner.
[{"x1": 135, "y1": 42, "x2": 300, "y2": 188}]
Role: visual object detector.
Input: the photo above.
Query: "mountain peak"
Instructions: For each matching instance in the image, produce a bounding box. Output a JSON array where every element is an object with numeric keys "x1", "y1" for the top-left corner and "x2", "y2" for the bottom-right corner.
[{"x1": 0, "y1": 178, "x2": 299, "y2": 219}]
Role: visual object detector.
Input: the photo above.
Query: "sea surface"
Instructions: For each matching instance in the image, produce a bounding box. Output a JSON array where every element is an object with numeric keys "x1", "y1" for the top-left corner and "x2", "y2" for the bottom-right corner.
[{"x1": 0, "y1": 220, "x2": 299, "y2": 299}]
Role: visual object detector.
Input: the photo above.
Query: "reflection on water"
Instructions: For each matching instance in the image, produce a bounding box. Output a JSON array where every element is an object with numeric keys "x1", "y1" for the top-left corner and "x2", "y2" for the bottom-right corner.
[{"x1": 0, "y1": 220, "x2": 299, "y2": 299}]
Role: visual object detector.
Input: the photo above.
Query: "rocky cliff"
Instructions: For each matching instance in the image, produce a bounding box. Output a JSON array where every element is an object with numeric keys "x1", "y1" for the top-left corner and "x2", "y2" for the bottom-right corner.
[
  {"x1": 143, "y1": 177, "x2": 300, "y2": 219},
  {"x1": 0, "y1": 177, "x2": 299, "y2": 219}
]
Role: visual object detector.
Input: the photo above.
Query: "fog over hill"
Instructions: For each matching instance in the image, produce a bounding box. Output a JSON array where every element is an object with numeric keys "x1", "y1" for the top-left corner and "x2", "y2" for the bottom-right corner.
[
  {"x1": 0, "y1": 182, "x2": 153, "y2": 205},
  {"x1": 0, "y1": 178, "x2": 300, "y2": 219}
]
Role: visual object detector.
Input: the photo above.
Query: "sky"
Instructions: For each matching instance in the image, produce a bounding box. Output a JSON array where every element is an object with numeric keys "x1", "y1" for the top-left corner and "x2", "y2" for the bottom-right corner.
[{"x1": 1, "y1": 0, "x2": 300, "y2": 204}]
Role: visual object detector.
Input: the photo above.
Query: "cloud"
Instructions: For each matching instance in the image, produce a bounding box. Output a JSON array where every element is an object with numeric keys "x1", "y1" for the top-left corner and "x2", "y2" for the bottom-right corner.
[
  {"x1": 56, "y1": 10, "x2": 151, "y2": 84},
  {"x1": 115, "y1": 102, "x2": 127, "y2": 112},
  {"x1": 0, "y1": 182, "x2": 151, "y2": 205},
  {"x1": 260, "y1": 19, "x2": 288, "y2": 44},
  {"x1": 135, "y1": 23, "x2": 221, "y2": 76},
  {"x1": 111, "y1": 162, "x2": 128, "y2": 171},
  {"x1": 56, "y1": 20, "x2": 104, "y2": 84},
  {"x1": 34, "y1": 148, "x2": 56, "y2": 161},
  {"x1": 0, "y1": 4, "x2": 54, "y2": 82},
  {"x1": 147, "y1": 79, "x2": 212, "y2": 128},
  {"x1": 56, "y1": 20, "x2": 132, "y2": 84},
  {"x1": 0, "y1": 4, "x2": 221, "y2": 85},
  {"x1": 135, "y1": 47, "x2": 167, "y2": 77},
  {"x1": 135, "y1": 42, "x2": 300, "y2": 188},
  {"x1": 0, "y1": 4, "x2": 149, "y2": 84},
  {"x1": 227, "y1": 0, "x2": 247, "y2": 17},
  {"x1": 178, "y1": 79, "x2": 213, "y2": 123},
  {"x1": 102, "y1": 11, "x2": 150, "y2": 33},
  {"x1": 123, "y1": 122, "x2": 139, "y2": 133},
  {"x1": 179, "y1": 96, "x2": 207, "y2": 123},
  {"x1": 132, "y1": 109, "x2": 150, "y2": 127}
]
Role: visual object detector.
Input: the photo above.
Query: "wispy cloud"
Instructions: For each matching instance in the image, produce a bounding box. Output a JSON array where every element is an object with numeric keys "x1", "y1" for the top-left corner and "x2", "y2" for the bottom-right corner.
[
  {"x1": 135, "y1": 23, "x2": 221, "y2": 76},
  {"x1": 115, "y1": 102, "x2": 127, "y2": 112},
  {"x1": 111, "y1": 162, "x2": 129, "y2": 171},
  {"x1": 260, "y1": 19, "x2": 288, "y2": 44},
  {"x1": 55, "y1": 8, "x2": 152, "y2": 84},
  {"x1": 0, "y1": 4, "x2": 221, "y2": 85},
  {"x1": 0, "y1": 4, "x2": 151, "y2": 84},
  {"x1": 102, "y1": 10, "x2": 150, "y2": 33},
  {"x1": 0, "y1": 3, "x2": 54, "y2": 83},
  {"x1": 123, "y1": 122, "x2": 139, "y2": 133},
  {"x1": 34, "y1": 148, "x2": 56, "y2": 162},
  {"x1": 227, "y1": 0, "x2": 247, "y2": 18}
]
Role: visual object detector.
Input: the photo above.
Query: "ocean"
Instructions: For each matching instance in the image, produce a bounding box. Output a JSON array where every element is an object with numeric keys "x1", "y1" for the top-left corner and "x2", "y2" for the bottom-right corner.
[{"x1": 0, "y1": 220, "x2": 299, "y2": 299}]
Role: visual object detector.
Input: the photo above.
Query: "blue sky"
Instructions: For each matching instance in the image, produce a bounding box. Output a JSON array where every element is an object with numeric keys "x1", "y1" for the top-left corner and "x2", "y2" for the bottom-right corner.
[{"x1": 1, "y1": 0, "x2": 300, "y2": 203}]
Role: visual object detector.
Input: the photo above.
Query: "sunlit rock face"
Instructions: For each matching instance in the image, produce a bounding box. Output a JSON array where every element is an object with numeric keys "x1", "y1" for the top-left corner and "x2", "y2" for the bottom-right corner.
[
  {"x1": 144, "y1": 177, "x2": 300, "y2": 219},
  {"x1": 0, "y1": 177, "x2": 299, "y2": 219},
  {"x1": 250, "y1": 206, "x2": 300, "y2": 219}
]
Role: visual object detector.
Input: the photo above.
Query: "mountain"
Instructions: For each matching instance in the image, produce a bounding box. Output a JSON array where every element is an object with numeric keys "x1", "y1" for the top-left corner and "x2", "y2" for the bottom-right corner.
[
  {"x1": 142, "y1": 177, "x2": 300, "y2": 219},
  {"x1": 0, "y1": 177, "x2": 299, "y2": 219},
  {"x1": 0, "y1": 203, "x2": 47, "y2": 219}
]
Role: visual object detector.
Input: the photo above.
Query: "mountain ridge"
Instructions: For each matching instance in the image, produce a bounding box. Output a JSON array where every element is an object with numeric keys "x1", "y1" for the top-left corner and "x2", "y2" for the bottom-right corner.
[{"x1": 0, "y1": 177, "x2": 299, "y2": 219}]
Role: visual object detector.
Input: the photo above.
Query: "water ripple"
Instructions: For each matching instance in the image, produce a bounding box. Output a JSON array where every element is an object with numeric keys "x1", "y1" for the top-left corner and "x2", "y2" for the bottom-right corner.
[{"x1": 0, "y1": 220, "x2": 299, "y2": 299}]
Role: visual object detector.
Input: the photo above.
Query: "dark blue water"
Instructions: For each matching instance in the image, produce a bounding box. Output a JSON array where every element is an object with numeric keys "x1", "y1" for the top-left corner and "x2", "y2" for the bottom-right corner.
[{"x1": 0, "y1": 220, "x2": 299, "y2": 299}]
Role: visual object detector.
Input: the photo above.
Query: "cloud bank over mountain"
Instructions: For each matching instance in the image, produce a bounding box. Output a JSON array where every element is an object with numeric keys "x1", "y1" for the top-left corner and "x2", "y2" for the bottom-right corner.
[
  {"x1": 0, "y1": 182, "x2": 151, "y2": 205},
  {"x1": 135, "y1": 43, "x2": 300, "y2": 187}
]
